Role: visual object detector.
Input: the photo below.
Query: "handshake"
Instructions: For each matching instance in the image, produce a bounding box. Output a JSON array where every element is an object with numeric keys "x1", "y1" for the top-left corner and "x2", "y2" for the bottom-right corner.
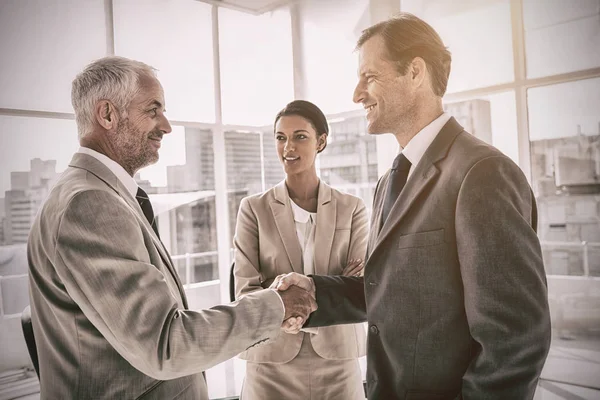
[{"x1": 265, "y1": 259, "x2": 364, "y2": 334}]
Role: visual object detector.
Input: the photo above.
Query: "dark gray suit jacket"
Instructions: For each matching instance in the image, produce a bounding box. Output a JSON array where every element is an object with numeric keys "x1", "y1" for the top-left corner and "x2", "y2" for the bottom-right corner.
[{"x1": 307, "y1": 118, "x2": 551, "y2": 400}]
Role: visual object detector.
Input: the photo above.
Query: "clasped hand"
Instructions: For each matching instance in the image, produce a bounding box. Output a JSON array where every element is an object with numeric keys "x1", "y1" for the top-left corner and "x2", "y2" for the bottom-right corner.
[{"x1": 270, "y1": 258, "x2": 364, "y2": 334}]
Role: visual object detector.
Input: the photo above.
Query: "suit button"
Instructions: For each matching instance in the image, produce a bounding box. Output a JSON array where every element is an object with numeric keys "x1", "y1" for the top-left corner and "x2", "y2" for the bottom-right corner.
[
  {"x1": 368, "y1": 281, "x2": 377, "y2": 286},
  {"x1": 369, "y1": 325, "x2": 379, "y2": 335}
]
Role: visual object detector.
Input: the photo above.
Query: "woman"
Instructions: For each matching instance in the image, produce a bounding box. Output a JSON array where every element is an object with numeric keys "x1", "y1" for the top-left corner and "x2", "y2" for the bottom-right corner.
[{"x1": 233, "y1": 100, "x2": 368, "y2": 400}]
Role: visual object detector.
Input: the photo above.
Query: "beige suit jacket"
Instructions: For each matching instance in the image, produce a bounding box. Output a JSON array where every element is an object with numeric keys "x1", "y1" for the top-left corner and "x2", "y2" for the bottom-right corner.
[
  {"x1": 234, "y1": 180, "x2": 367, "y2": 363},
  {"x1": 27, "y1": 153, "x2": 284, "y2": 399}
]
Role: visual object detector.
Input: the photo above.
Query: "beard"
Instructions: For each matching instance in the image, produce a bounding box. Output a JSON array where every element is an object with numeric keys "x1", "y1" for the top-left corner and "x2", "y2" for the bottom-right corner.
[{"x1": 108, "y1": 118, "x2": 160, "y2": 176}]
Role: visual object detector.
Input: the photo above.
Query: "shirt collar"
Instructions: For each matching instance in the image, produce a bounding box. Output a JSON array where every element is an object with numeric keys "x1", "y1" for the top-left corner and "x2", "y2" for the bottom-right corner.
[
  {"x1": 289, "y1": 198, "x2": 315, "y2": 223},
  {"x1": 77, "y1": 146, "x2": 139, "y2": 198},
  {"x1": 400, "y1": 112, "x2": 451, "y2": 168}
]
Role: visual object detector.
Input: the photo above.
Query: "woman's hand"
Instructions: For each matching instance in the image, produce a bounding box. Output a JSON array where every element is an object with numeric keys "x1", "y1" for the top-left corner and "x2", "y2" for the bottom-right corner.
[{"x1": 342, "y1": 258, "x2": 364, "y2": 277}]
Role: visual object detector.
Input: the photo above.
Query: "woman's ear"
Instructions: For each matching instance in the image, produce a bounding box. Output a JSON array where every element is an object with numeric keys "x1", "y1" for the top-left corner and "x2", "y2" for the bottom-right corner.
[{"x1": 317, "y1": 133, "x2": 328, "y2": 152}]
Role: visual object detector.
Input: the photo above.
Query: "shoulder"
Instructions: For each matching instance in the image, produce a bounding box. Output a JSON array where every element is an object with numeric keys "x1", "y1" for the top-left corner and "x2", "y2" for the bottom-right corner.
[
  {"x1": 328, "y1": 184, "x2": 365, "y2": 210},
  {"x1": 450, "y1": 131, "x2": 521, "y2": 176},
  {"x1": 239, "y1": 185, "x2": 281, "y2": 216}
]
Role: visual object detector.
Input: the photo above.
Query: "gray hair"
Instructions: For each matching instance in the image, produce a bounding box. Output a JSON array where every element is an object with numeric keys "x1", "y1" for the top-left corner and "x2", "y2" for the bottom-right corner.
[{"x1": 71, "y1": 56, "x2": 157, "y2": 139}]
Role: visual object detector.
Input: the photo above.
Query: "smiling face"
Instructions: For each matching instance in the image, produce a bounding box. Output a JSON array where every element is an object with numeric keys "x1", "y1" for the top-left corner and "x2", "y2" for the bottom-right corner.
[
  {"x1": 107, "y1": 75, "x2": 172, "y2": 175},
  {"x1": 352, "y1": 34, "x2": 418, "y2": 136},
  {"x1": 274, "y1": 115, "x2": 327, "y2": 177}
]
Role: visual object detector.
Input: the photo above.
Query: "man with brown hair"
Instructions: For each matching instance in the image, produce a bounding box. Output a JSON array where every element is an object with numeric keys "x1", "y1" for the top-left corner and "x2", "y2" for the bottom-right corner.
[{"x1": 277, "y1": 13, "x2": 551, "y2": 399}]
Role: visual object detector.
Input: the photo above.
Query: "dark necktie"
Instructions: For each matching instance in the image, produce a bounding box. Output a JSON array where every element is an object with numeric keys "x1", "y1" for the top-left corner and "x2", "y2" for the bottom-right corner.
[
  {"x1": 136, "y1": 187, "x2": 160, "y2": 238},
  {"x1": 381, "y1": 153, "x2": 412, "y2": 225}
]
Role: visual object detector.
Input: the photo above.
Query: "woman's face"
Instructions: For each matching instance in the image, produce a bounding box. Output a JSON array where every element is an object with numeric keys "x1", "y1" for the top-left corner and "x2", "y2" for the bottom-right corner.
[{"x1": 274, "y1": 115, "x2": 327, "y2": 176}]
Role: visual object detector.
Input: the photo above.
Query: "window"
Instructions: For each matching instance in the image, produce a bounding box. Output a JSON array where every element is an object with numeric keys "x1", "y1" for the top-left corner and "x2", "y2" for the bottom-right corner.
[
  {"x1": 523, "y1": 0, "x2": 600, "y2": 78},
  {"x1": 113, "y1": 0, "x2": 215, "y2": 122},
  {"x1": 0, "y1": 0, "x2": 107, "y2": 112},
  {"x1": 528, "y1": 78, "x2": 600, "y2": 278},
  {"x1": 262, "y1": 130, "x2": 286, "y2": 189},
  {"x1": 218, "y1": 8, "x2": 294, "y2": 126},
  {"x1": 444, "y1": 92, "x2": 519, "y2": 163},
  {"x1": 300, "y1": 0, "x2": 369, "y2": 114},
  {"x1": 402, "y1": 0, "x2": 514, "y2": 93},
  {"x1": 319, "y1": 115, "x2": 377, "y2": 210}
]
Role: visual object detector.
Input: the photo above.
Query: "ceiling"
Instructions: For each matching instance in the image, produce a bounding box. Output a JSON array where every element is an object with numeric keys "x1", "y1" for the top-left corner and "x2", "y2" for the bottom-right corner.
[{"x1": 195, "y1": 0, "x2": 295, "y2": 15}]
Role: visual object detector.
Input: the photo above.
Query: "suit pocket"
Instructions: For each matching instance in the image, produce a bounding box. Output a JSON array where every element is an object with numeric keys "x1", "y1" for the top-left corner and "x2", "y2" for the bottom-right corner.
[{"x1": 397, "y1": 228, "x2": 444, "y2": 249}]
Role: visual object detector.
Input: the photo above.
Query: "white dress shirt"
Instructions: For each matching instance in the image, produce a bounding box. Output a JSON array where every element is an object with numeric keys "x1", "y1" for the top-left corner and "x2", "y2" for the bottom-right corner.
[
  {"x1": 401, "y1": 112, "x2": 452, "y2": 181},
  {"x1": 290, "y1": 199, "x2": 317, "y2": 276},
  {"x1": 77, "y1": 147, "x2": 139, "y2": 198}
]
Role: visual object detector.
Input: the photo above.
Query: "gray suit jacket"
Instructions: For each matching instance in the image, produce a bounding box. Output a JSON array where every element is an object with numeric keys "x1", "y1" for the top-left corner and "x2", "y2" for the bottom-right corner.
[
  {"x1": 234, "y1": 180, "x2": 367, "y2": 363},
  {"x1": 307, "y1": 118, "x2": 552, "y2": 400},
  {"x1": 27, "y1": 153, "x2": 284, "y2": 399}
]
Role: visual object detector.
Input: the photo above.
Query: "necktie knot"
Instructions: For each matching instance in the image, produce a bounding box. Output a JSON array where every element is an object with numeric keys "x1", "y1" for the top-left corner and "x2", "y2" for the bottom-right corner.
[{"x1": 392, "y1": 153, "x2": 411, "y2": 171}]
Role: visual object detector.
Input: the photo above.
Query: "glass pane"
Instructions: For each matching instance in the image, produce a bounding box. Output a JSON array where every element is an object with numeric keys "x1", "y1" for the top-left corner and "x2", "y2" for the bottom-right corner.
[
  {"x1": 444, "y1": 91, "x2": 519, "y2": 165},
  {"x1": 0, "y1": 0, "x2": 107, "y2": 112},
  {"x1": 262, "y1": 130, "x2": 286, "y2": 189},
  {"x1": 219, "y1": 8, "x2": 294, "y2": 126},
  {"x1": 0, "y1": 116, "x2": 79, "y2": 374},
  {"x1": 224, "y1": 130, "x2": 264, "y2": 247},
  {"x1": 402, "y1": 0, "x2": 514, "y2": 93},
  {"x1": 301, "y1": 0, "x2": 369, "y2": 114},
  {"x1": 145, "y1": 127, "x2": 218, "y2": 284},
  {"x1": 524, "y1": 0, "x2": 600, "y2": 78},
  {"x1": 113, "y1": 0, "x2": 215, "y2": 122},
  {"x1": 319, "y1": 115, "x2": 377, "y2": 212},
  {"x1": 528, "y1": 78, "x2": 600, "y2": 392}
]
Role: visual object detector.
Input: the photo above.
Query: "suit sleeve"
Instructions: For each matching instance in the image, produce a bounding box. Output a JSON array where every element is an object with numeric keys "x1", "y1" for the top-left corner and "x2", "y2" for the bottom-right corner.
[
  {"x1": 54, "y1": 190, "x2": 284, "y2": 380},
  {"x1": 305, "y1": 275, "x2": 367, "y2": 327},
  {"x1": 233, "y1": 197, "x2": 264, "y2": 298},
  {"x1": 456, "y1": 156, "x2": 551, "y2": 399}
]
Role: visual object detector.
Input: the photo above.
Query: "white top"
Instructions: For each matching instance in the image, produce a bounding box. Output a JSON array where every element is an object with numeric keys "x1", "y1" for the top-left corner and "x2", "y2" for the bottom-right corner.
[
  {"x1": 77, "y1": 147, "x2": 139, "y2": 197},
  {"x1": 289, "y1": 197, "x2": 319, "y2": 334},
  {"x1": 290, "y1": 198, "x2": 317, "y2": 276},
  {"x1": 400, "y1": 112, "x2": 452, "y2": 180}
]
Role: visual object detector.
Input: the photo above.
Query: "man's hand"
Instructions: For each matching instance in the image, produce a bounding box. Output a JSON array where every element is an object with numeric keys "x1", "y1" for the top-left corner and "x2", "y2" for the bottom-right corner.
[
  {"x1": 269, "y1": 273, "x2": 317, "y2": 334},
  {"x1": 271, "y1": 272, "x2": 315, "y2": 297},
  {"x1": 276, "y1": 284, "x2": 317, "y2": 334},
  {"x1": 342, "y1": 258, "x2": 364, "y2": 277}
]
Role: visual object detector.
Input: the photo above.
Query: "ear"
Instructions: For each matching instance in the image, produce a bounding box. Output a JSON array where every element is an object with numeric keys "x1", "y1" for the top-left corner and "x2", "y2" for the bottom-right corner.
[
  {"x1": 409, "y1": 57, "x2": 427, "y2": 88},
  {"x1": 95, "y1": 100, "x2": 119, "y2": 130},
  {"x1": 317, "y1": 133, "x2": 328, "y2": 152}
]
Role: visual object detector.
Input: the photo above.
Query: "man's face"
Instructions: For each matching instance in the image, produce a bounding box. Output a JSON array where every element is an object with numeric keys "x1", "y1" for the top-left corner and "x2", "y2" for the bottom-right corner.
[
  {"x1": 353, "y1": 35, "x2": 417, "y2": 136},
  {"x1": 109, "y1": 75, "x2": 172, "y2": 175}
]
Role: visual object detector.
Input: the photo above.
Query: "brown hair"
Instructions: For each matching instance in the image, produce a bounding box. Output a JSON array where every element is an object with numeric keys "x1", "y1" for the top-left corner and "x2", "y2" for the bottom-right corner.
[{"x1": 356, "y1": 12, "x2": 451, "y2": 97}]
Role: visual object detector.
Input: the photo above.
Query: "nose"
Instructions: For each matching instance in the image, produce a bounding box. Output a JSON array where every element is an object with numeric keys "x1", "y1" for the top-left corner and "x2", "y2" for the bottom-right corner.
[
  {"x1": 284, "y1": 139, "x2": 294, "y2": 153},
  {"x1": 353, "y1": 80, "x2": 365, "y2": 104},
  {"x1": 159, "y1": 114, "x2": 172, "y2": 135}
]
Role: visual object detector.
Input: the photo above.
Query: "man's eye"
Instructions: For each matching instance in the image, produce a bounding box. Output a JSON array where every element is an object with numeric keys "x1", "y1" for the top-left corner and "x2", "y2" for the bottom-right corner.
[{"x1": 149, "y1": 108, "x2": 158, "y2": 115}]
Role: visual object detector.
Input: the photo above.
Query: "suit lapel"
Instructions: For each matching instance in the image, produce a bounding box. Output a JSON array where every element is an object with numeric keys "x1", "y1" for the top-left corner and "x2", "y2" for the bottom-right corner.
[
  {"x1": 270, "y1": 181, "x2": 303, "y2": 273},
  {"x1": 314, "y1": 181, "x2": 335, "y2": 276},
  {"x1": 69, "y1": 153, "x2": 189, "y2": 308},
  {"x1": 372, "y1": 118, "x2": 465, "y2": 253}
]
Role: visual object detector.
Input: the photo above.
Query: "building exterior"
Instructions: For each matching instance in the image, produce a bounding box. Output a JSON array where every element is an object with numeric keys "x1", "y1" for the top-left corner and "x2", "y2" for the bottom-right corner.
[
  {"x1": 319, "y1": 115, "x2": 378, "y2": 207},
  {"x1": 531, "y1": 134, "x2": 600, "y2": 277},
  {"x1": 444, "y1": 99, "x2": 493, "y2": 144},
  {"x1": 3, "y1": 159, "x2": 59, "y2": 245}
]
